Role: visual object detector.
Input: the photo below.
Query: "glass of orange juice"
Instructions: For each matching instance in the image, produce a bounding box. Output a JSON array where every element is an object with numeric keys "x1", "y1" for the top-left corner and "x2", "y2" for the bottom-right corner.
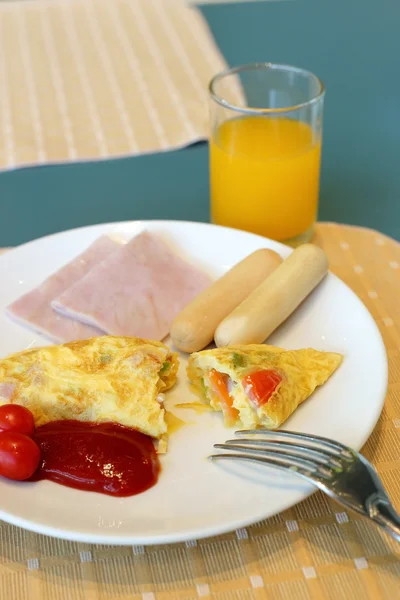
[{"x1": 209, "y1": 63, "x2": 325, "y2": 246}]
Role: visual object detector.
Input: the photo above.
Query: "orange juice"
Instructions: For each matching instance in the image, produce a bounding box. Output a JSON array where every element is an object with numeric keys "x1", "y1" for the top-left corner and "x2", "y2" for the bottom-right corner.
[{"x1": 210, "y1": 116, "x2": 321, "y2": 242}]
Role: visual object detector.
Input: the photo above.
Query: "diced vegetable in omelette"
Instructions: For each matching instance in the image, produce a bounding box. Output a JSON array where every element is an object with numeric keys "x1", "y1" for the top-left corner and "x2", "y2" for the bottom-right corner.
[
  {"x1": 0, "y1": 336, "x2": 178, "y2": 439},
  {"x1": 187, "y1": 345, "x2": 343, "y2": 429}
]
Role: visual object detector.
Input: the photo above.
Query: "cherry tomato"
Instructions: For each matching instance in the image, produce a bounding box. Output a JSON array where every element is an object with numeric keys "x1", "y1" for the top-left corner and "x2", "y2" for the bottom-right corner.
[
  {"x1": 0, "y1": 404, "x2": 35, "y2": 436},
  {"x1": 0, "y1": 432, "x2": 41, "y2": 480}
]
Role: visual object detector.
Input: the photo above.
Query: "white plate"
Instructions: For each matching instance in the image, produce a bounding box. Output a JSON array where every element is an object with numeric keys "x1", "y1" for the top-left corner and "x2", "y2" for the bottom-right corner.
[{"x1": 0, "y1": 221, "x2": 387, "y2": 545}]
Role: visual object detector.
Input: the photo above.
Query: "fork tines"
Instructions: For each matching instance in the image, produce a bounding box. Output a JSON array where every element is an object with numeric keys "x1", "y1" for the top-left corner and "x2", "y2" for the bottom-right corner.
[{"x1": 210, "y1": 429, "x2": 355, "y2": 480}]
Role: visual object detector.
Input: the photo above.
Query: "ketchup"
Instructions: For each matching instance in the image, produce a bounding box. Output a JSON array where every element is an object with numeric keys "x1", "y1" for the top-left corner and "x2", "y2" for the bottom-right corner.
[{"x1": 30, "y1": 420, "x2": 160, "y2": 497}]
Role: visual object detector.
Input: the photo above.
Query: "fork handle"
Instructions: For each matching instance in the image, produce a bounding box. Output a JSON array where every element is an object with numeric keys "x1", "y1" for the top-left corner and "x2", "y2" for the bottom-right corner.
[{"x1": 370, "y1": 500, "x2": 400, "y2": 542}]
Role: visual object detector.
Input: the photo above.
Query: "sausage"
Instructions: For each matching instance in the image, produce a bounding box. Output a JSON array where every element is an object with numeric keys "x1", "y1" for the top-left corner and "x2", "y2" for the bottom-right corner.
[
  {"x1": 214, "y1": 244, "x2": 328, "y2": 347},
  {"x1": 170, "y1": 249, "x2": 283, "y2": 352}
]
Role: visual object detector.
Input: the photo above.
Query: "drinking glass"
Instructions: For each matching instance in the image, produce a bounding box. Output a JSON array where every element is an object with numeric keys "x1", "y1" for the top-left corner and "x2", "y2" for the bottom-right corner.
[{"x1": 209, "y1": 63, "x2": 325, "y2": 246}]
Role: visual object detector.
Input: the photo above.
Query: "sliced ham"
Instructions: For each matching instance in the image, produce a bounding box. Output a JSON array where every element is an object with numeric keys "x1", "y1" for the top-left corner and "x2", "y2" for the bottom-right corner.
[
  {"x1": 52, "y1": 231, "x2": 212, "y2": 340},
  {"x1": 7, "y1": 236, "x2": 120, "y2": 342}
]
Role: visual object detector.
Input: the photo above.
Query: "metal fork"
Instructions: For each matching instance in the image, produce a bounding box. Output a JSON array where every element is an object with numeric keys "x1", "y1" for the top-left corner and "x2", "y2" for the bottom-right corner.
[{"x1": 210, "y1": 429, "x2": 400, "y2": 542}]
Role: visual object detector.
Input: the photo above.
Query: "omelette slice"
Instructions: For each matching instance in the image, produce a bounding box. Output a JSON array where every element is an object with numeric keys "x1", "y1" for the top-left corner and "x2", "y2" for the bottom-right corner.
[
  {"x1": 0, "y1": 336, "x2": 178, "y2": 440},
  {"x1": 187, "y1": 345, "x2": 342, "y2": 429}
]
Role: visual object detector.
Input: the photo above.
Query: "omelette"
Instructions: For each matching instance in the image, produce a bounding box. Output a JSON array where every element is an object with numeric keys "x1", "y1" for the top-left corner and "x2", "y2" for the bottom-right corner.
[
  {"x1": 0, "y1": 336, "x2": 178, "y2": 440},
  {"x1": 187, "y1": 345, "x2": 343, "y2": 429}
]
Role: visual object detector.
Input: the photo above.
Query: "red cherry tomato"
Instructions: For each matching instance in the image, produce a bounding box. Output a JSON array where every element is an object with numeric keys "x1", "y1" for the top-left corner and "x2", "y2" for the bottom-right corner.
[
  {"x1": 0, "y1": 432, "x2": 41, "y2": 480},
  {"x1": 0, "y1": 404, "x2": 35, "y2": 437}
]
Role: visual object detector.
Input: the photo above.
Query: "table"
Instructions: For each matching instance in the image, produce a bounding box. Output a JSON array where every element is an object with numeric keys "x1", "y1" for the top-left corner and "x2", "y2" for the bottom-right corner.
[
  {"x1": 0, "y1": 0, "x2": 399, "y2": 245},
  {"x1": 0, "y1": 0, "x2": 399, "y2": 597}
]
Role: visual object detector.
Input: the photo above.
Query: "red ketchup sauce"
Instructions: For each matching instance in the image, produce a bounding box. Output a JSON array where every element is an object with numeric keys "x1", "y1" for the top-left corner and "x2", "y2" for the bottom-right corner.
[{"x1": 30, "y1": 420, "x2": 160, "y2": 497}]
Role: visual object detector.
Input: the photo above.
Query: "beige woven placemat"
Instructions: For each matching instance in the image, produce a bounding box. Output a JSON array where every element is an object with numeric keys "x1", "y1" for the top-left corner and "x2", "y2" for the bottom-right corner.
[
  {"x1": 0, "y1": 222, "x2": 399, "y2": 599},
  {"x1": 0, "y1": 0, "x2": 237, "y2": 169}
]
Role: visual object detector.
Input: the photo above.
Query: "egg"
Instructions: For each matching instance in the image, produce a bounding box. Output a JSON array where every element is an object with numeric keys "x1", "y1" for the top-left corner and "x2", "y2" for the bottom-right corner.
[
  {"x1": 187, "y1": 344, "x2": 343, "y2": 429},
  {"x1": 0, "y1": 336, "x2": 179, "y2": 439}
]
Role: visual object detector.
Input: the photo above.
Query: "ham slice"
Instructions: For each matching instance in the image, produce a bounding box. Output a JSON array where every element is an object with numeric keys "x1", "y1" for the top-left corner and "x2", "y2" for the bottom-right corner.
[
  {"x1": 52, "y1": 231, "x2": 212, "y2": 340},
  {"x1": 7, "y1": 236, "x2": 120, "y2": 342}
]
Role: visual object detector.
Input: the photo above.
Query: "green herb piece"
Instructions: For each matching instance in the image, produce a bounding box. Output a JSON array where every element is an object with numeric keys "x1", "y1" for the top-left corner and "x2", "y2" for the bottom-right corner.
[
  {"x1": 200, "y1": 377, "x2": 209, "y2": 398},
  {"x1": 160, "y1": 361, "x2": 170, "y2": 374},
  {"x1": 100, "y1": 354, "x2": 112, "y2": 364},
  {"x1": 232, "y1": 352, "x2": 246, "y2": 367}
]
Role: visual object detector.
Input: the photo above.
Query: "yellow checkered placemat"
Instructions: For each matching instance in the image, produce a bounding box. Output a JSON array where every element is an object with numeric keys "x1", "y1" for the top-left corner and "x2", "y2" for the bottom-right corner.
[
  {"x1": 0, "y1": 0, "x2": 236, "y2": 169},
  {"x1": 0, "y1": 222, "x2": 399, "y2": 599}
]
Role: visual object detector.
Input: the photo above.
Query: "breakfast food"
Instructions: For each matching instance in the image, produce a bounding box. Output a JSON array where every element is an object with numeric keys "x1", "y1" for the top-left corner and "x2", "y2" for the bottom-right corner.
[
  {"x1": 0, "y1": 336, "x2": 178, "y2": 439},
  {"x1": 6, "y1": 232, "x2": 212, "y2": 344},
  {"x1": 187, "y1": 344, "x2": 342, "y2": 428},
  {"x1": 215, "y1": 244, "x2": 329, "y2": 346},
  {"x1": 0, "y1": 404, "x2": 41, "y2": 481},
  {"x1": 52, "y1": 231, "x2": 212, "y2": 341},
  {"x1": 0, "y1": 403, "x2": 35, "y2": 436},
  {"x1": 0, "y1": 431, "x2": 40, "y2": 481},
  {"x1": 170, "y1": 249, "x2": 282, "y2": 352},
  {"x1": 31, "y1": 421, "x2": 160, "y2": 496},
  {"x1": 0, "y1": 403, "x2": 161, "y2": 495},
  {"x1": 7, "y1": 236, "x2": 120, "y2": 342}
]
